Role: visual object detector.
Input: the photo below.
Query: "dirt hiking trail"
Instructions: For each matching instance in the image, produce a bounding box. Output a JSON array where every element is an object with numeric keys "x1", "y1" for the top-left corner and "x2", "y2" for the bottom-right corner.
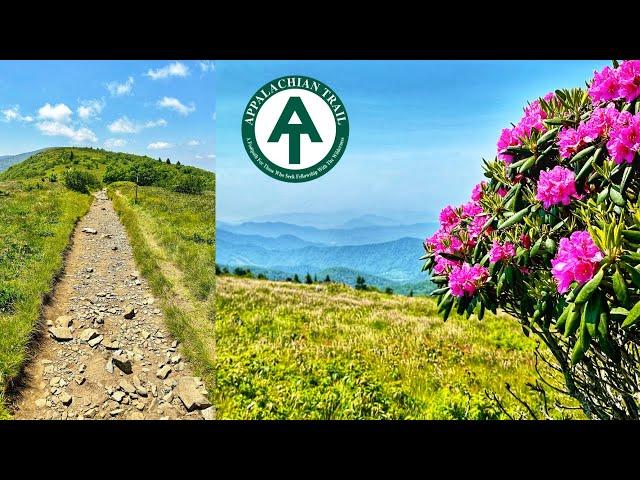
[{"x1": 12, "y1": 190, "x2": 213, "y2": 420}]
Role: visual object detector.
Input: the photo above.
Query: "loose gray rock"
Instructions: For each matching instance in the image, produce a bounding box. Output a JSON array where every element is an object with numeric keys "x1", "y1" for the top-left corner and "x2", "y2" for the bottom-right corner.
[
  {"x1": 79, "y1": 328, "x2": 99, "y2": 342},
  {"x1": 119, "y1": 379, "x2": 136, "y2": 395},
  {"x1": 112, "y1": 354, "x2": 132, "y2": 375},
  {"x1": 60, "y1": 392, "x2": 73, "y2": 406},
  {"x1": 123, "y1": 305, "x2": 136, "y2": 319},
  {"x1": 49, "y1": 327, "x2": 73, "y2": 342},
  {"x1": 56, "y1": 315, "x2": 74, "y2": 327},
  {"x1": 201, "y1": 407, "x2": 214, "y2": 420},
  {"x1": 156, "y1": 365, "x2": 171, "y2": 380},
  {"x1": 88, "y1": 335, "x2": 104, "y2": 347},
  {"x1": 112, "y1": 391, "x2": 126, "y2": 403},
  {"x1": 82, "y1": 228, "x2": 98, "y2": 234},
  {"x1": 174, "y1": 377, "x2": 211, "y2": 412}
]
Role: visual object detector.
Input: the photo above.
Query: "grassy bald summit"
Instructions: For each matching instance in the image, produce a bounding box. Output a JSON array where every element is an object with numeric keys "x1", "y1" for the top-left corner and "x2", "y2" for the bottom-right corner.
[{"x1": 0, "y1": 147, "x2": 214, "y2": 193}]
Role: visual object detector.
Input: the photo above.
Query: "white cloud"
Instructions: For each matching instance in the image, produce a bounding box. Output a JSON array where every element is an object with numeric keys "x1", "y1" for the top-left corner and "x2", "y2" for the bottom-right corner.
[
  {"x1": 212, "y1": 111, "x2": 216, "y2": 121},
  {"x1": 146, "y1": 62, "x2": 189, "y2": 80},
  {"x1": 199, "y1": 61, "x2": 215, "y2": 73},
  {"x1": 157, "y1": 96, "x2": 195, "y2": 115},
  {"x1": 1, "y1": 106, "x2": 33, "y2": 122},
  {"x1": 144, "y1": 119, "x2": 167, "y2": 128},
  {"x1": 38, "y1": 103, "x2": 72, "y2": 123},
  {"x1": 148, "y1": 141, "x2": 173, "y2": 150},
  {"x1": 186, "y1": 139, "x2": 200, "y2": 146},
  {"x1": 108, "y1": 116, "x2": 138, "y2": 133},
  {"x1": 108, "y1": 116, "x2": 166, "y2": 134},
  {"x1": 104, "y1": 138, "x2": 127, "y2": 149},
  {"x1": 37, "y1": 121, "x2": 97, "y2": 143},
  {"x1": 106, "y1": 76, "x2": 134, "y2": 96},
  {"x1": 77, "y1": 98, "x2": 105, "y2": 121},
  {"x1": 196, "y1": 153, "x2": 215, "y2": 159}
]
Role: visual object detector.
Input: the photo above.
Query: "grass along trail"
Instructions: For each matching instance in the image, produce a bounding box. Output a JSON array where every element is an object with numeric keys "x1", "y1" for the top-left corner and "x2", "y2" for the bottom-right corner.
[{"x1": 12, "y1": 190, "x2": 212, "y2": 420}]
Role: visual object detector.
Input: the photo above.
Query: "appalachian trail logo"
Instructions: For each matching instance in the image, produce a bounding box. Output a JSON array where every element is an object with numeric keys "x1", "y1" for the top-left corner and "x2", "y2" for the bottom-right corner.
[{"x1": 242, "y1": 75, "x2": 349, "y2": 183}]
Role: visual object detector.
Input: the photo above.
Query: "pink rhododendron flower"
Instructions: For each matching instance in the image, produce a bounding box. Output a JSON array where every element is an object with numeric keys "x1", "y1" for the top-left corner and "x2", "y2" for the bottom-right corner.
[
  {"x1": 607, "y1": 111, "x2": 640, "y2": 164},
  {"x1": 520, "y1": 234, "x2": 531, "y2": 249},
  {"x1": 461, "y1": 201, "x2": 483, "y2": 218},
  {"x1": 535, "y1": 166, "x2": 578, "y2": 209},
  {"x1": 448, "y1": 263, "x2": 489, "y2": 297},
  {"x1": 585, "y1": 105, "x2": 620, "y2": 139},
  {"x1": 467, "y1": 215, "x2": 490, "y2": 240},
  {"x1": 497, "y1": 187, "x2": 508, "y2": 197},
  {"x1": 618, "y1": 60, "x2": 640, "y2": 102},
  {"x1": 471, "y1": 181, "x2": 486, "y2": 202},
  {"x1": 551, "y1": 231, "x2": 604, "y2": 294},
  {"x1": 426, "y1": 229, "x2": 464, "y2": 255},
  {"x1": 514, "y1": 99, "x2": 548, "y2": 138},
  {"x1": 557, "y1": 127, "x2": 585, "y2": 159},
  {"x1": 588, "y1": 66, "x2": 620, "y2": 103},
  {"x1": 433, "y1": 255, "x2": 460, "y2": 275},
  {"x1": 496, "y1": 94, "x2": 552, "y2": 164},
  {"x1": 439, "y1": 205, "x2": 460, "y2": 231},
  {"x1": 489, "y1": 240, "x2": 516, "y2": 264},
  {"x1": 497, "y1": 128, "x2": 519, "y2": 164}
]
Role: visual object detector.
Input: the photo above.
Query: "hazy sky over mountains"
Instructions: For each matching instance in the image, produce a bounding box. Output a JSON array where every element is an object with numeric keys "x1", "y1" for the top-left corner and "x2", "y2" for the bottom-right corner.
[{"x1": 216, "y1": 60, "x2": 607, "y2": 222}]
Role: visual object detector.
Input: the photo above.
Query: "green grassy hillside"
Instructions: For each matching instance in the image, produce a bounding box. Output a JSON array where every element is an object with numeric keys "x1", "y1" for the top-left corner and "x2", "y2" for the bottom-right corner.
[
  {"x1": 216, "y1": 275, "x2": 581, "y2": 419},
  {"x1": 0, "y1": 147, "x2": 214, "y2": 192}
]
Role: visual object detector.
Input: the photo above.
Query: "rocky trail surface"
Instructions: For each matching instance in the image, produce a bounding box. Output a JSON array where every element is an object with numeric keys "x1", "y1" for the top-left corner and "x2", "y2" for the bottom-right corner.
[{"x1": 13, "y1": 190, "x2": 213, "y2": 420}]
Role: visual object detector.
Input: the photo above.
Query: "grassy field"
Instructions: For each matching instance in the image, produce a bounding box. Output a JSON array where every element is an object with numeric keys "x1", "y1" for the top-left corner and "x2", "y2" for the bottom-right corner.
[
  {"x1": 0, "y1": 181, "x2": 91, "y2": 418},
  {"x1": 216, "y1": 275, "x2": 580, "y2": 419},
  {"x1": 108, "y1": 182, "x2": 216, "y2": 412}
]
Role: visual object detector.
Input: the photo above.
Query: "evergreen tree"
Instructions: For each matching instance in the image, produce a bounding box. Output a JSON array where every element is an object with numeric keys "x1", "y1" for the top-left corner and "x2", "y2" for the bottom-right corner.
[
  {"x1": 166, "y1": 158, "x2": 171, "y2": 164},
  {"x1": 293, "y1": 274, "x2": 300, "y2": 283},
  {"x1": 408, "y1": 290, "x2": 414, "y2": 297},
  {"x1": 305, "y1": 273, "x2": 313, "y2": 284},
  {"x1": 222, "y1": 266, "x2": 229, "y2": 274},
  {"x1": 176, "y1": 161, "x2": 181, "y2": 166},
  {"x1": 314, "y1": 274, "x2": 318, "y2": 283},
  {"x1": 215, "y1": 264, "x2": 221, "y2": 275},
  {"x1": 324, "y1": 275, "x2": 331, "y2": 283},
  {"x1": 355, "y1": 276, "x2": 367, "y2": 290},
  {"x1": 385, "y1": 287, "x2": 393, "y2": 295}
]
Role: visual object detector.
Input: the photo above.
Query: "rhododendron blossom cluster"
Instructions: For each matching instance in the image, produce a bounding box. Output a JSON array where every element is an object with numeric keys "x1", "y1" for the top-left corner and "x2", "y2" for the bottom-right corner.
[
  {"x1": 551, "y1": 231, "x2": 604, "y2": 293},
  {"x1": 496, "y1": 93, "x2": 553, "y2": 164},
  {"x1": 606, "y1": 111, "x2": 640, "y2": 164},
  {"x1": 535, "y1": 166, "x2": 578, "y2": 209},
  {"x1": 589, "y1": 61, "x2": 640, "y2": 103},
  {"x1": 489, "y1": 240, "x2": 516, "y2": 264},
  {"x1": 448, "y1": 263, "x2": 489, "y2": 297}
]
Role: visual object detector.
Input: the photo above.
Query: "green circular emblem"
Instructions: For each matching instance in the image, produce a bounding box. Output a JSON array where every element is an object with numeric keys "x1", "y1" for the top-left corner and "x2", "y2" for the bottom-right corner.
[{"x1": 241, "y1": 75, "x2": 349, "y2": 183}]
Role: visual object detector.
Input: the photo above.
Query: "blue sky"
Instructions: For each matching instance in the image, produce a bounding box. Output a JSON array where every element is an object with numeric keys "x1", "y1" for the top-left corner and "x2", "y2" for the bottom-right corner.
[
  {"x1": 0, "y1": 60, "x2": 215, "y2": 171},
  {"x1": 216, "y1": 60, "x2": 609, "y2": 223}
]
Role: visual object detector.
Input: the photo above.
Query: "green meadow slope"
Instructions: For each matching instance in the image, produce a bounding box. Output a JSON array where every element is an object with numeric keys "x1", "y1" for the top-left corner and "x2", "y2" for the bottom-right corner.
[
  {"x1": 216, "y1": 275, "x2": 581, "y2": 419},
  {"x1": 0, "y1": 147, "x2": 214, "y2": 418}
]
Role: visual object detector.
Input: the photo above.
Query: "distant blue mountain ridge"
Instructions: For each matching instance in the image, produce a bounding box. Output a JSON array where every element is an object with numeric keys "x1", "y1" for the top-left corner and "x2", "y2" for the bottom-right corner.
[{"x1": 217, "y1": 220, "x2": 437, "y2": 246}]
